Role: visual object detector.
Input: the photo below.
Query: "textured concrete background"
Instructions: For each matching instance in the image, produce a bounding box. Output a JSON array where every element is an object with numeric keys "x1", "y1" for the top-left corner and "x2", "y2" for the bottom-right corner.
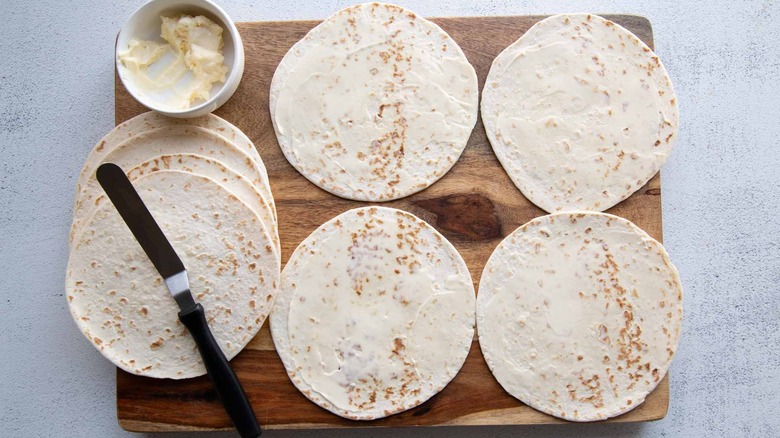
[{"x1": 1, "y1": 0, "x2": 778, "y2": 437}]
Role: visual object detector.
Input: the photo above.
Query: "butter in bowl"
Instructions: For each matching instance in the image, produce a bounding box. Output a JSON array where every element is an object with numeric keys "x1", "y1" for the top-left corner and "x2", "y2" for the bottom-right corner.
[{"x1": 116, "y1": 0, "x2": 244, "y2": 117}]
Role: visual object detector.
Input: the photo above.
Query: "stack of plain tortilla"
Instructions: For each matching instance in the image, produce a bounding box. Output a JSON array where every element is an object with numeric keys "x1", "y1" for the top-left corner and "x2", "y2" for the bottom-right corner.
[{"x1": 65, "y1": 112, "x2": 280, "y2": 379}]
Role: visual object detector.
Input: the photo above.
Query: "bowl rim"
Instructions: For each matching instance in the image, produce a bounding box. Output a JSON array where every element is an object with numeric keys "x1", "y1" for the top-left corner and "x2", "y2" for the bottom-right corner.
[{"x1": 115, "y1": 0, "x2": 243, "y2": 117}]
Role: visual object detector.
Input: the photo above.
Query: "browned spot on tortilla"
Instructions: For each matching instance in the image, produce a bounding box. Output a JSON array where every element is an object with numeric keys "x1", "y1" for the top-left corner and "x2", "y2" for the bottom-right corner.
[{"x1": 391, "y1": 337, "x2": 405, "y2": 357}]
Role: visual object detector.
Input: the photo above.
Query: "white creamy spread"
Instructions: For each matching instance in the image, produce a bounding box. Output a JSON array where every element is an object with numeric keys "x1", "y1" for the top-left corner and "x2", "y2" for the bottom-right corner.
[
  {"x1": 118, "y1": 15, "x2": 228, "y2": 110},
  {"x1": 271, "y1": 206, "x2": 475, "y2": 419}
]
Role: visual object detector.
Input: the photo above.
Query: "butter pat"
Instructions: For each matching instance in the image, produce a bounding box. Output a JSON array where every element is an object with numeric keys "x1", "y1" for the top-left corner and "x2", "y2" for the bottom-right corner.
[{"x1": 118, "y1": 15, "x2": 228, "y2": 110}]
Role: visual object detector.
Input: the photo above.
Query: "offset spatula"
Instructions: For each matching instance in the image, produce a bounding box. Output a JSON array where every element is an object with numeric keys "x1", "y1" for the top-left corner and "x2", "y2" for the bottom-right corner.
[{"x1": 96, "y1": 163, "x2": 261, "y2": 438}]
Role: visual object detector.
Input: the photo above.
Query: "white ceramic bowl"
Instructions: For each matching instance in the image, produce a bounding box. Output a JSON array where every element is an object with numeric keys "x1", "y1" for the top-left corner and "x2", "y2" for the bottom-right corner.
[{"x1": 115, "y1": 0, "x2": 244, "y2": 118}]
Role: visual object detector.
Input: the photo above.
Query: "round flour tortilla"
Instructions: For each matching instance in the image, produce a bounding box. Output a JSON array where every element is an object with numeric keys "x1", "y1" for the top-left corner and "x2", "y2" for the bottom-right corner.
[
  {"x1": 477, "y1": 212, "x2": 683, "y2": 421},
  {"x1": 72, "y1": 153, "x2": 280, "y2": 260},
  {"x1": 70, "y1": 126, "x2": 271, "y2": 246},
  {"x1": 270, "y1": 3, "x2": 478, "y2": 201},
  {"x1": 74, "y1": 112, "x2": 274, "y2": 216},
  {"x1": 270, "y1": 206, "x2": 475, "y2": 419},
  {"x1": 481, "y1": 13, "x2": 678, "y2": 212},
  {"x1": 66, "y1": 170, "x2": 280, "y2": 379}
]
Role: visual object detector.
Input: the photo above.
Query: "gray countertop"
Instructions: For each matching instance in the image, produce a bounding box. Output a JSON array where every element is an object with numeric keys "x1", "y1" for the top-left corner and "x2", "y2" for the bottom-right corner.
[{"x1": 1, "y1": 0, "x2": 778, "y2": 436}]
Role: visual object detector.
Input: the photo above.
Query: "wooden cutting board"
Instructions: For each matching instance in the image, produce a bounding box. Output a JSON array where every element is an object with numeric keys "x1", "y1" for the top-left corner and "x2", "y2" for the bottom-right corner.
[{"x1": 115, "y1": 14, "x2": 668, "y2": 432}]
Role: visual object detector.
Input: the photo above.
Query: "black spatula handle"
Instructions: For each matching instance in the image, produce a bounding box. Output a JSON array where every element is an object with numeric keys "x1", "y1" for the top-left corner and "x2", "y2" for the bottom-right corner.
[{"x1": 179, "y1": 303, "x2": 261, "y2": 438}]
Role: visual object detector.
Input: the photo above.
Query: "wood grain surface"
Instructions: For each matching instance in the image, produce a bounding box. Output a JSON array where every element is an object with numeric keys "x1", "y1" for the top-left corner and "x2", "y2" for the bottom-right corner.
[{"x1": 115, "y1": 14, "x2": 668, "y2": 432}]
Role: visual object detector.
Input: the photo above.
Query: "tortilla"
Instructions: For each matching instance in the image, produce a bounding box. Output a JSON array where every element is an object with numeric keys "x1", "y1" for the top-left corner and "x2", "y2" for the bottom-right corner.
[
  {"x1": 481, "y1": 13, "x2": 678, "y2": 212},
  {"x1": 270, "y1": 3, "x2": 478, "y2": 201},
  {"x1": 74, "y1": 111, "x2": 274, "y2": 216},
  {"x1": 66, "y1": 170, "x2": 280, "y2": 379},
  {"x1": 70, "y1": 126, "x2": 270, "y2": 245},
  {"x1": 73, "y1": 153, "x2": 280, "y2": 260},
  {"x1": 270, "y1": 206, "x2": 475, "y2": 419},
  {"x1": 476, "y1": 212, "x2": 683, "y2": 421}
]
